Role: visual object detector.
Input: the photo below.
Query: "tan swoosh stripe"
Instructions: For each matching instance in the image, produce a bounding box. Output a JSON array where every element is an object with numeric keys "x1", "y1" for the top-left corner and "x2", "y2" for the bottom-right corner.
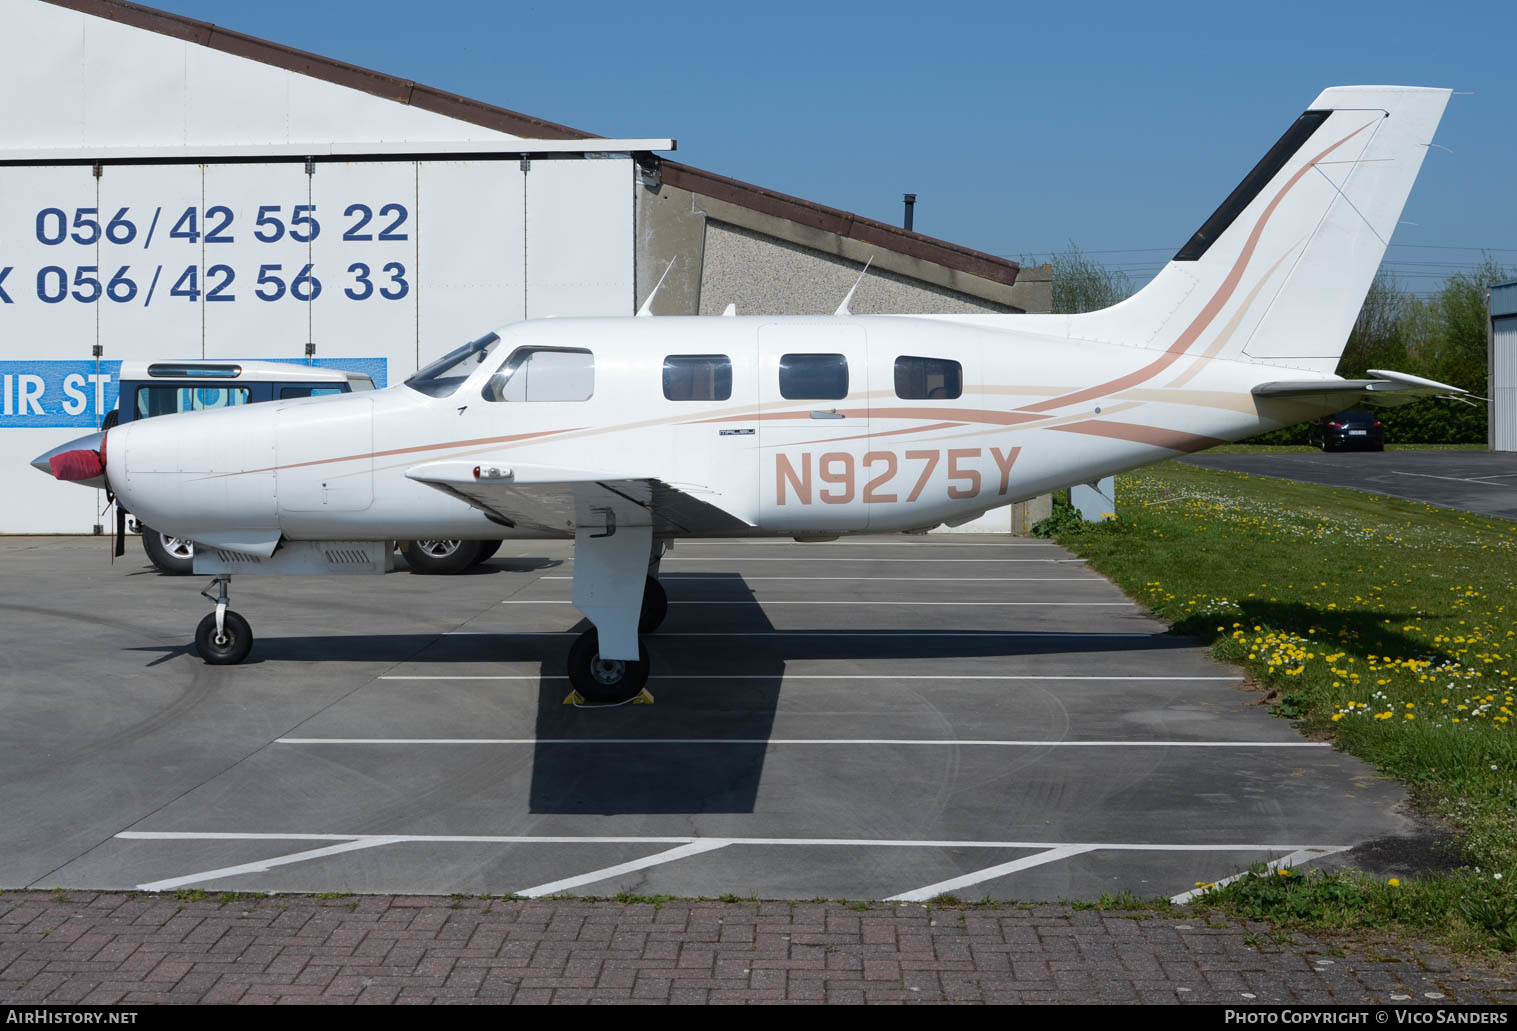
[
  {"x1": 1017, "y1": 118, "x2": 1375, "y2": 415},
  {"x1": 1049, "y1": 419, "x2": 1226, "y2": 453},
  {"x1": 691, "y1": 406, "x2": 1047, "y2": 427},
  {"x1": 1164, "y1": 244, "x2": 1299, "y2": 389},
  {"x1": 780, "y1": 421, "x2": 967, "y2": 448},
  {"x1": 208, "y1": 427, "x2": 578, "y2": 479}
]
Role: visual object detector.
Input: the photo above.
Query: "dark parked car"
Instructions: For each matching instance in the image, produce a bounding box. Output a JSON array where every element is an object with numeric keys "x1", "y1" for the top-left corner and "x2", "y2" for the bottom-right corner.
[{"x1": 1306, "y1": 408, "x2": 1384, "y2": 452}]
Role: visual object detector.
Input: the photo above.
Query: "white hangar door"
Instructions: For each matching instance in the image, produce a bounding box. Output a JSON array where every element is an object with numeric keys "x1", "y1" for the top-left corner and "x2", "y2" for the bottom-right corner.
[
  {"x1": 1496, "y1": 319, "x2": 1517, "y2": 452},
  {"x1": 0, "y1": 165, "x2": 104, "y2": 533},
  {"x1": 524, "y1": 157, "x2": 633, "y2": 318},
  {"x1": 417, "y1": 160, "x2": 526, "y2": 365}
]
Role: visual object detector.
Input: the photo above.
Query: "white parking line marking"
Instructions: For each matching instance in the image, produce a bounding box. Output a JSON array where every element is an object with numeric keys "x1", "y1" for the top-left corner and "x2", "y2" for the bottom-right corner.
[
  {"x1": 275, "y1": 737, "x2": 1327, "y2": 748},
  {"x1": 515, "y1": 841, "x2": 731, "y2": 898},
  {"x1": 134, "y1": 836, "x2": 404, "y2": 892},
  {"x1": 501, "y1": 600, "x2": 1134, "y2": 607},
  {"x1": 443, "y1": 630, "x2": 1156, "y2": 638},
  {"x1": 887, "y1": 846, "x2": 1095, "y2": 902},
  {"x1": 659, "y1": 557, "x2": 1088, "y2": 563},
  {"x1": 540, "y1": 576, "x2": 1105, "y2": 582},
  {"x1": 116, "y1": 831, "x2": 1351, "y2": 852},
  {"x1": 378, "y1": 674, "x2": 1243, "y2": 681},
  {"x1": 1388, "y1": 471, "x2": 1508, "y2": 487},
  {"x1": 692, "y1": 540, "x2": 1063, "y2": 548},
  {"x1": 1168, "y1": 847, "x2": 1348, "y2": 903}
]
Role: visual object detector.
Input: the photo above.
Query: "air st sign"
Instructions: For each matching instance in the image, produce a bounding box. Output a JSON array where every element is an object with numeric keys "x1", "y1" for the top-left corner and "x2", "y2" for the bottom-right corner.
[
  {"x1": 0, "y1": 358, "x2": 388, "y2": 428},
  {"x1": 0, "y1": 361, "x2": 121, "y2": 428}
]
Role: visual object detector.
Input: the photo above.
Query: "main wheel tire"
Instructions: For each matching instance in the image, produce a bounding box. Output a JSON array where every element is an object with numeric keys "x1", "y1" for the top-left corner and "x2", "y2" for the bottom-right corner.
[
  {"x1": 472, "y1": 540, "x2": 504, "y2": 566},
  {"x1": 639, "y1": 576, "x2": 668, "y2": 633},
  {"x1": 401, "y1": 539, "x2": 481, "y2": 575},
  {"x1": 567, "y1": 629, "x2": 650, "y2": 705},
  {"x1": 195, "y1": 610, "x2": 253, "y2": 665},
  {"x1": 142, "y1": 526, "x2": 195, "y2": 575}
]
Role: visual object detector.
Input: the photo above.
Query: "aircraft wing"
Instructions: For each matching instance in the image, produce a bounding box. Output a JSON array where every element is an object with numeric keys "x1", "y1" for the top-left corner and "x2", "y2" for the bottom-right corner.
[
  {"x1": 1251, "y1": 369, "x2": 1467, "y2": 408},
  {"x1": 404, "y1": 460, "x2": 753, "y2": 536}
]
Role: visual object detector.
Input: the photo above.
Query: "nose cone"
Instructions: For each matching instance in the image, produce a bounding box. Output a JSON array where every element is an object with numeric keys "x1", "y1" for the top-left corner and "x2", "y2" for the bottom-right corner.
[{"x1": 32, "y1": 430, "x2": 108, "y2": 488}]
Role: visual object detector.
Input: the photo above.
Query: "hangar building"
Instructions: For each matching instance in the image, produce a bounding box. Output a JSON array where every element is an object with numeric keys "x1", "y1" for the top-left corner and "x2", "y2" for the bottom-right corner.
[
  {"x1": 1494, "y1": 280, "x2": 1517, "y2": 452},
  {"x1": 0, "y1": 0, "x2": 1049, "y2": 533}
]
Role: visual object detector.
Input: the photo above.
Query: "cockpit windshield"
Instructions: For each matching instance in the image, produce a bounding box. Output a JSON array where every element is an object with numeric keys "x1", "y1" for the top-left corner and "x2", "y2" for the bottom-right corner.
[{"x1": 404, "y1": 333, "x2": 502, "y2": 397}]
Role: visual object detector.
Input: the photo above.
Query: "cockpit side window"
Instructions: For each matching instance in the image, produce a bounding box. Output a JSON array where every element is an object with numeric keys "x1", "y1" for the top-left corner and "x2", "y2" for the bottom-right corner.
[{"x1": 484, "y1": 347, "x2": 595, "y2": 402}]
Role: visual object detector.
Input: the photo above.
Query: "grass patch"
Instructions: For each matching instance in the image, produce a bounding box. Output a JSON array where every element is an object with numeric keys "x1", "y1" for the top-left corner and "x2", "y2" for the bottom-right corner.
[
  {"x1": 1191, "y1": 865, "x2": 1517, "y2": 953},
  {"x1": 1046, "y1": 461, "x2": 1516, "y2": 950}
]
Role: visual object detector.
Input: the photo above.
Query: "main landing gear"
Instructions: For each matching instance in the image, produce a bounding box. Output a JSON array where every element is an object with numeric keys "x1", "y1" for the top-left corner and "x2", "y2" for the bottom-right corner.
[
  {"x1": 564, "y1": 571, "x2": 668, "y2": 704},
  {"x1": 562, "y1": 530, "x2": 670, "y2": 706},
  {"x1": 194, "y1": 575, "x2": 253, "y2": 665}
]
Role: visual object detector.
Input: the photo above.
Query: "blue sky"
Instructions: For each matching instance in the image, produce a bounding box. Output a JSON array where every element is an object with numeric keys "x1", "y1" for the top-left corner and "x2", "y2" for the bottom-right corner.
[{"x1": 155, "y1": 0, "x2": 1516, "y2": 290}]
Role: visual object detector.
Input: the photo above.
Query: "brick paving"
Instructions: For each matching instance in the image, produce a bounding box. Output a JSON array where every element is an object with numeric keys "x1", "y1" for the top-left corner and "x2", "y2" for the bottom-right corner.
[{"x1": 1, "y1": 892, "x2": 1511, "y2": 1005}]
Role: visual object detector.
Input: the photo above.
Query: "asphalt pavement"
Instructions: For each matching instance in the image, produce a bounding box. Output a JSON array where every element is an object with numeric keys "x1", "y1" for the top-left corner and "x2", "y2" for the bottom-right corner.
[
  {"x1": 1180, "y1": 449, "x2": 1517, "y2": 521},
  {"x1": 0, "y1": 534, "x2": 1417, "y2": 904}
]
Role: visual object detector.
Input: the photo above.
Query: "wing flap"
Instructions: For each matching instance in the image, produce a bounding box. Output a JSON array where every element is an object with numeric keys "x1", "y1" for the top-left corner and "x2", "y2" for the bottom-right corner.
[{"x1": 404, "y1": 460, "x2": 751, "y2": 536}]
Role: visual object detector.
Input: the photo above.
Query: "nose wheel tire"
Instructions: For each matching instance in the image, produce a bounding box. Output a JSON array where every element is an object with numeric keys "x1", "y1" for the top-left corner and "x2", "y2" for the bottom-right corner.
[
  {"x1": 639, "y1": 576, "x2": 668, "y2": 633},
  {"x1": 195, "y1": 610, "x2": 253, "y2": 665},
  {"x1": 567, "y1": 629, "x2": 650, "y2": 705}
]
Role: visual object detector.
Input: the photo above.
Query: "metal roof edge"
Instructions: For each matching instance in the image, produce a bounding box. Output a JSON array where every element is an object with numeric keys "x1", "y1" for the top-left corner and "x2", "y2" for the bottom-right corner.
[
  {"x1": 38, "y1": 0, "x2": 1019, "y2": 286},
  {"x1": 660, "y1": 162, "x2": 1020, "y2": 286}
]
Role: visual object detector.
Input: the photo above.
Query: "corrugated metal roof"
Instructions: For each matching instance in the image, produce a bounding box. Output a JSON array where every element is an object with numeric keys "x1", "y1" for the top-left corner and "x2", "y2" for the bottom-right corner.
[{"x1": 39, "y1": 0, "x2": 1020, "y2": 287}]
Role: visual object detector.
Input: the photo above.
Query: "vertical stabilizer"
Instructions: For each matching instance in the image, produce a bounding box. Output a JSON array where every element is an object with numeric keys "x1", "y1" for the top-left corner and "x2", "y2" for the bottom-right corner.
[{"x1": 1071, "y1": 86, "x2": 1450, "y2": 374}]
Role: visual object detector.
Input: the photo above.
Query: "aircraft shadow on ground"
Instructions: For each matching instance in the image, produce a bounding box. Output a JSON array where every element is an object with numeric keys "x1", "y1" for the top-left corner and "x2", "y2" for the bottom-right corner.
[{"x1": 128, "y1": 571, "x2": 1198, "y2": 816}]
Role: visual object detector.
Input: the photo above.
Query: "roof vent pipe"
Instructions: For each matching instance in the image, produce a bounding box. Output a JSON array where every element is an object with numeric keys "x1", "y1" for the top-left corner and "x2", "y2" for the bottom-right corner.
[{"x1": 903, "y1": 193, "x2": 916, "y2": 232}]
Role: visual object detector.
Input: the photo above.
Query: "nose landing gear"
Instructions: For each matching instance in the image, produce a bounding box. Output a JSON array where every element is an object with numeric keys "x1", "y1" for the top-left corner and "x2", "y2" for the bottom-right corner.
[{"x1": 195, "y1": 575, "x2": 253, "y2": 665}]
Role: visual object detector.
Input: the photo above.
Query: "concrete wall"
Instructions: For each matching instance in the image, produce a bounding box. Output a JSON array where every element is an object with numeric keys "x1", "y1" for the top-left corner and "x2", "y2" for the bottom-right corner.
[
  {"x1": 699, "y1": 222, "x2": 1019, "y2": 317},
  {"x1": 634, "y1": 181, "x2": 1052, "y2": 318}
]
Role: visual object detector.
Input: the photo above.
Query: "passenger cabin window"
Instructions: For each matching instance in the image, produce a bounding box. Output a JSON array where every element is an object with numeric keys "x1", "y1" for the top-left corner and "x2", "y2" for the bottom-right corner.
[
  {"x1": 484, "y1": 347, "x2": 594, "y2": 402},
  {"x1": 663, "y1": 354, "x2": 732, "y2": 401},
  {"x1": 280, "y1": 386, "x2": 343, "y2": 399},
  {"x1": 894, "y1": 356, "x2": 963, "y2": 400},
  {"x1": 135, "y1": 385, "x2": 250, "y2": 418},
  {"x1": 778, "y1": 353, "x2": 848, "y2": 400}
]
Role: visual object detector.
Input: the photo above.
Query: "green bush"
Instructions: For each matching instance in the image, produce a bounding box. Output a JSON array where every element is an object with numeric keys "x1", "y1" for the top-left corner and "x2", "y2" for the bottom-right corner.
[
  {"x1": 1031, "y1": 492, "x2": 1088, "y2": 538},
  {"x1": 1245, "y1": 399, "x2": 1487, "y2": 446}
]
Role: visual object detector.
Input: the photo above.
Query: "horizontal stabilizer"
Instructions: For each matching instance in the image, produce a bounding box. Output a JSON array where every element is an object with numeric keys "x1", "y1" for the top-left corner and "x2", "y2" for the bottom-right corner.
[
  {"x1": 1252, "y1": 370, "x2": 1466, "y2": 408},
  {"x1": 405, "y1": 460, "x2": 753, "y2": 536}
]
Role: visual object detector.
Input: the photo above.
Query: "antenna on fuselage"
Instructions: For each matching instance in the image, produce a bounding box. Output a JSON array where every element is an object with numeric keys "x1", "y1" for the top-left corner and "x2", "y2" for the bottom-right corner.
[
  {"x1": 721, "y1": 303, "x2": 736, "y2": 316},
  {"x1": 834, "y1": 256, "x2": 874, "y2": 316},
  {"x1": 637, "y1": 259, "x2": 676, "y2": 316}
]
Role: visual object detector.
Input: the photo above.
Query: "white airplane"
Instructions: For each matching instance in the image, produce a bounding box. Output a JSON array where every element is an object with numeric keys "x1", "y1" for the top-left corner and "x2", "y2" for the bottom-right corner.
[{"x1": 34, "y1": 85, "x2": 1466, "y2": 704}]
